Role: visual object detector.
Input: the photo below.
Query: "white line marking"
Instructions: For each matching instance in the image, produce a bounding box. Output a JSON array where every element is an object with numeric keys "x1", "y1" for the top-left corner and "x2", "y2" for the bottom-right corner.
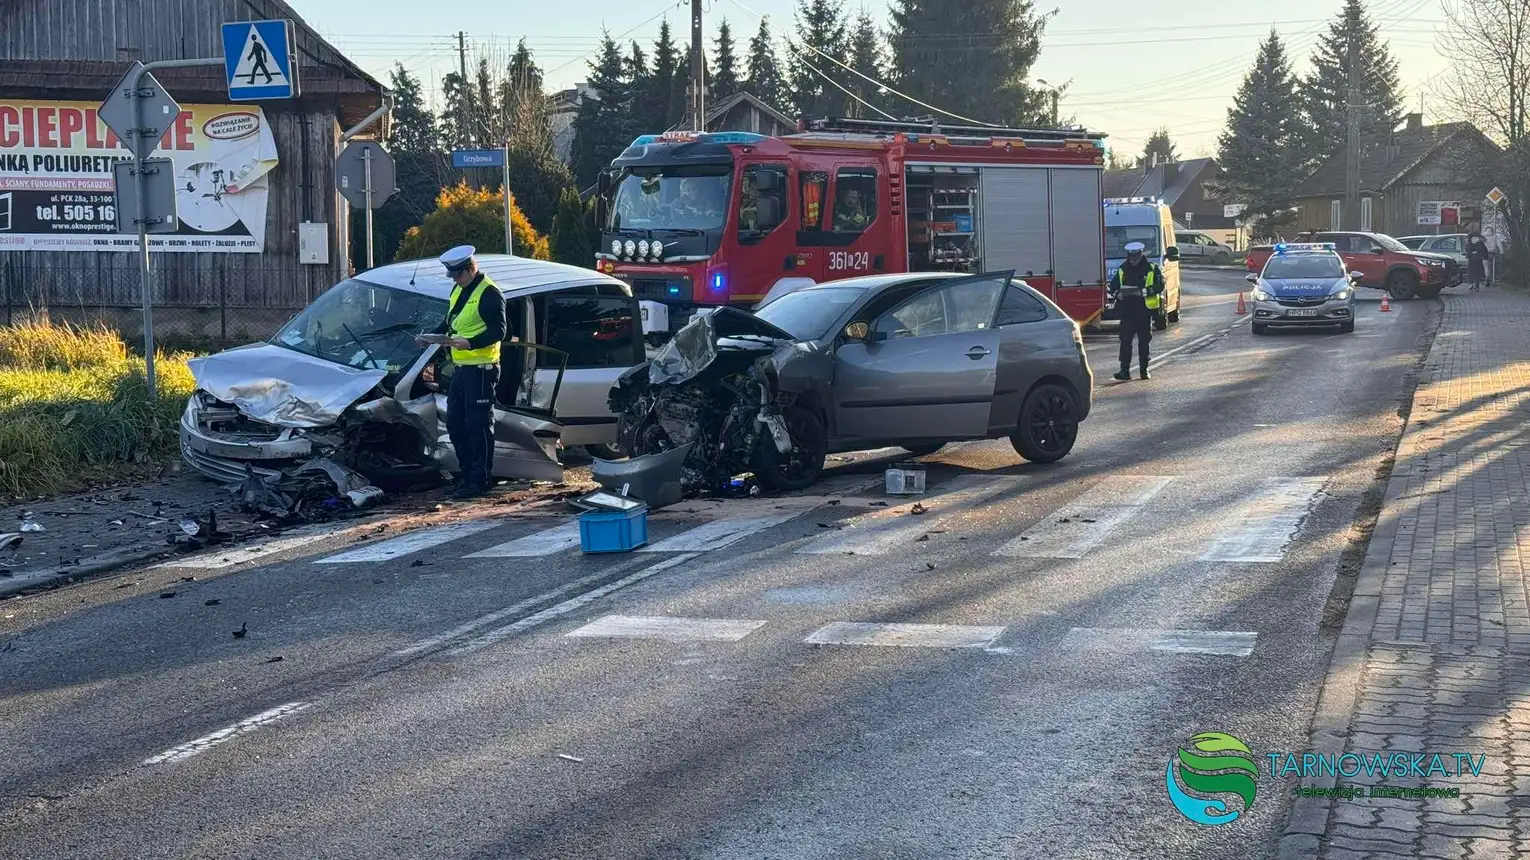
[
  {"x1": 1062, "y1": 628, "x2": 1257, "y2": 657},
  {"x1": 567, "y1": 614, "x2": 767, "y2": 641},
  {"x1": 466, "y1": 522, "x2": 581, "y2": 558},
  {"x1": 1148, "y1": 316, "x2": 1251, "y2": 369},
  {"x1": 641, "y1": 507, "x2": 814, "y2": 553},
  {"x1": 994, "y1": 476, "x2": 1175, "y2": 558},
  {"x1": 313, "y1": 520, "x2": 501, "y2": 564},
  {"x1": 448, "y1": 553, "x2": 701, "y2": 655},
  {"x1": 796, "y1": 477, "x2": 1019, "y2": 555},
  {"x1": 805, "y1": 622, "x2": 1006, "y2": 649},
  {"x1": 156, "y1": 527, "x2": 337, "y2": 569},
  {"x1": 141, "y1": 701, "x2": 312, "y2": 766},
  {"x1": 1200, "y1": 477, "x2": 1327, "y2": 562}
]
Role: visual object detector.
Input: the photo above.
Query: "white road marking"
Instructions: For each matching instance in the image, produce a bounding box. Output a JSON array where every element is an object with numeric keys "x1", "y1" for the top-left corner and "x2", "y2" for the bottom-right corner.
[
  {"x1": 313, "y1": 520, "x2": 501, "y2": 564},
  {"x1": 566, "y1": 614, "x2": 767, "y2": 641},
  {"x1": 1200, "y1": 477, "x2": 1328, "y2": 562},
  {"x1": 641, "y1": 507, "x2": 814, "y2": 553},
  {"x1": 796, "y1": 477, "x2": 1019, "y2": 555},
  {"x1": 1062, "y1": 628, "x2": 1257, "y2": 657},
  {"x1": 994, "y1": 476, "x2": 1174, "y2": 558},
  {"x1": 1148, "y1": 315, "x2": 1252, "y2": 369},
  {"x1": 156, "y1": 527, "x2": 334, "y2": 569},
  {"x1": 466, "y1": 522, "x2": 582, "y2": 558},
  {"x1": 805, "y1": 622, "x2": 1007, "y2": 649},
  {"x1": 141, "y1": 701, "x2": 312, "y2": 766},
  {"x1": 448, "y1": 553, "x2": 701, "y2": 655}
]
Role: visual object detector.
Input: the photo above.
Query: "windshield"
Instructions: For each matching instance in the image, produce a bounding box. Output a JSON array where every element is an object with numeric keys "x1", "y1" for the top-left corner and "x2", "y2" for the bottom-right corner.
[
  {"x1": 755, "y1": 287, "x2": 864, "y2": 340},
  {"x1": 1398, "y1": 237, "x2": 1426, "y2": 250},
  {"x1": 1106, "y1": 225, "x2": 1160, "y2": 259},
  {"x1": 1263, "y1": 255, "x2": 1345, "y2": 279},
  {"x1": 609, "y1": 168, "x2": 733, "y2": 232},
  {"x1": 273, "y1": 279, "x2": 445, "y2": 372},
  {"x1": 1371, "y1": 233, "x2": 1410, "y2": 252}
]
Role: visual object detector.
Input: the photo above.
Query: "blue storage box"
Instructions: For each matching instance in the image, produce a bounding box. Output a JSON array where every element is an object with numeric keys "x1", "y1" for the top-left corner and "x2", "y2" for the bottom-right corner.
[
  {"x1": 953, "y1": 213, "x2": 973, "y2": 233},
  {"x1": 579, "y1": 505, "x2": 649, "y2": 553}
]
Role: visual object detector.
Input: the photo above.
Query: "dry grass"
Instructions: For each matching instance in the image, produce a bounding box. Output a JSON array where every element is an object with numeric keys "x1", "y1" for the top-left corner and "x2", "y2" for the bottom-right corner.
[{"x1": 0, "y1": 320, "x2": 196, "y2": 498}]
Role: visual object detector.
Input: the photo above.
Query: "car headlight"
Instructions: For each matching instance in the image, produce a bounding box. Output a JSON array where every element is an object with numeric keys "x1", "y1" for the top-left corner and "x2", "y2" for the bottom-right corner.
[
  {"x1": 1425, "y1": 259, "x2": 1445, "y2": 267},
  {"x1": 637, "y1": 239, "x2": 650, "y2": 257},
  {"x1": 624, "y1": 239, "x2": 637, "y2": 257},
  {"x1": 651, "y1": 241, "x2": 664, "y2": 261},
  {"x1": 1333, "y1": 289, "x2": 1352, "y2": 300},
  {"x1": 1251, "y1": 289, "x2": 1272, "y2": 301},
  {"x1": 610, "y1": 239, "x2": 622, "y2": 256}
]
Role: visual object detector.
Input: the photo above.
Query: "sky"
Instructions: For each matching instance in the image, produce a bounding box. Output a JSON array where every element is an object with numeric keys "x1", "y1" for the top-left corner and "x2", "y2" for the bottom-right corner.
[{"x1": 290, "y1": 0, "x2": 1453, "y2": 160}]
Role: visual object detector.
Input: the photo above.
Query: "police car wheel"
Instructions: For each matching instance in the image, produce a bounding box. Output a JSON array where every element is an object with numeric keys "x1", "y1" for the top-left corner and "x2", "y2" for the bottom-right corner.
[
  {"x1": 1252, "y1": 323, "x2": 1269, "y2": 335},
  {"x1": 1340, "y1": 321, "x2": 1355, "y2": 334}
]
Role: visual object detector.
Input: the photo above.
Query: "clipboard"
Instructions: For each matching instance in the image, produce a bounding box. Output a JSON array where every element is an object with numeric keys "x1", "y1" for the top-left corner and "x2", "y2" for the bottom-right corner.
[{"x1": 416, "y1": 333, "x2": 454, "y2": 346}]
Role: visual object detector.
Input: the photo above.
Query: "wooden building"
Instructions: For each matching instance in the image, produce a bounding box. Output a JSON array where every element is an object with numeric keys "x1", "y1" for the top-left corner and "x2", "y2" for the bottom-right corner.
[
  {"x1": 1291, "y1": 115, "x2": 1500, "y2": 239},
  {"x1": 0, "y1": 0, "x2": 386, "y2": 345}
]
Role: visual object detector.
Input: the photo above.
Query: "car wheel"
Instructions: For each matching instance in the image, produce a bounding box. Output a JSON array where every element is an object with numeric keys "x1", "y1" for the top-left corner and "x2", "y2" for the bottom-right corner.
[
  {"x1": 1252, "y1": 322, "x2": 1269, "y2": 335},
  {"x1": 755, "y1": 405, "x2": 827, "y2": 492},
  {"x1": 1339, "y1": 320, "x2": 1355, "y2": 333},
  {"x1": 1386, "y1": 270, "x2": 1418, "y2": 301},
  {"x1": 902, "y1": 443, "x2": 946, "y2": 457},
  {"x1": 1213, "y1": 251, "x2": 1232, "y2": 265},
  {"x1": 1415, "y1": 286, "x2": 1442, "y2": 300},
  {"x1": 584, "y1": 443, "x2": 626, "y2": 461},
  {"x1": 1009, "y1": 384, "x2": 1079, "y2": 464}
]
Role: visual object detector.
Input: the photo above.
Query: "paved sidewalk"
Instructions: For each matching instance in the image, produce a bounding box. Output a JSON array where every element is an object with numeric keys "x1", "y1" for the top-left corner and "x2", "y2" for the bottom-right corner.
[{"x1": 1283, "y1": 291, "x2": 1530, "y2": 859}]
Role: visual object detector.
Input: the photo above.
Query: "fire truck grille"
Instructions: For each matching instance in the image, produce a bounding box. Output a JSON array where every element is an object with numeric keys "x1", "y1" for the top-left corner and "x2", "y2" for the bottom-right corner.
[{"x1": 631, "y1": 277, "x2": 693, "y2": 301}]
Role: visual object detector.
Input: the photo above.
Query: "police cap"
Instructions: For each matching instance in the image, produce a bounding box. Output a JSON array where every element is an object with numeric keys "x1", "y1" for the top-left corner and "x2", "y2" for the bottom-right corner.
[
  {"x1": 1124, "y1": 241, "x2": 1146, "y2": 254},
  {"x1": 439, "y1": 245, "x2": 476, "y2": 275}
]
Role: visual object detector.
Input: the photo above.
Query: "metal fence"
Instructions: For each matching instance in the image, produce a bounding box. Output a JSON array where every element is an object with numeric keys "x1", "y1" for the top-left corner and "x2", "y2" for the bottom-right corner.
[{"x1": 0, "y1": 262, "x2": 319, "y2": 353}]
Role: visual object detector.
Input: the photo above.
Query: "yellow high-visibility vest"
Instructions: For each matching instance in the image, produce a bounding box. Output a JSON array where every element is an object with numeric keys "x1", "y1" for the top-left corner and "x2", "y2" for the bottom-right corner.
[{"x1": 447, "y1": 275, "x2": 501, "y2": 366}]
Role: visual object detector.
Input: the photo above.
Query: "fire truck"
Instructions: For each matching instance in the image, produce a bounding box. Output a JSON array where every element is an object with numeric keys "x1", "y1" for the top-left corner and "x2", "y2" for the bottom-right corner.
[{"x1": 594, "y1": 117, "x2": 1109, "y2": 338}]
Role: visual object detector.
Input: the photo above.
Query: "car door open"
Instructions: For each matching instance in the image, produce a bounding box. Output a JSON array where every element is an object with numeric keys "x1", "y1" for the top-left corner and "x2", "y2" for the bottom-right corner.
[{"x1": 832, "y1": 272, "x2": 1009, "y2": 443}]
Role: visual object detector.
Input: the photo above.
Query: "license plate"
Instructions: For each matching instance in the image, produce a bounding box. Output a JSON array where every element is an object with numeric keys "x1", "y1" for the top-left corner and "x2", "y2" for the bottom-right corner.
[{"x1": 1287, "y1": 308, "x2": 1319, "y2": 317}]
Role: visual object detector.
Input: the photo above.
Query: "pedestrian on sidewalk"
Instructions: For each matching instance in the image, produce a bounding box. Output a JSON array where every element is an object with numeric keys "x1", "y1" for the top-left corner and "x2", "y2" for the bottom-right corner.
[
  {"x1": 1466, "y1": 232, "x2": 1490, "y2": 291},
  {"x1": 1108, "y1": 241, "x2": 1165, "y2": 381}
]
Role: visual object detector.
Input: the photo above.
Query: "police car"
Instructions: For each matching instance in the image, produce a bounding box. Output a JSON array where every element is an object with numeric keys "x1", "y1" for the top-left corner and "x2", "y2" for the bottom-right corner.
[{"x1": 1244, "y1": 243, "x2": 1360, "y2": 335}]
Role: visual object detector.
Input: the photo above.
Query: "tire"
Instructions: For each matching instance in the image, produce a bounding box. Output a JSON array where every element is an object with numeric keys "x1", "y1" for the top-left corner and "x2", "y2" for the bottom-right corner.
[
  {"x1": 1252, "y1": 322, "x2": 1269, "y2": 335},
  {"x1": 1009, "y1": 384, "x2": 1079, "y2": 464},
  {"x1": 1152, "y1": 311, "x2": 1168, "y2": 331},
  {"x1": 1213, "y1": 251, "x2": 1232, "y2": 265},
  {"x1": 902, "y1": 443, "x2": 946, "y2": 457},
  {"x1": 1416, "y1": 286, "x2": 1442, "y2": 300},
  {"x1": 755, "y1": 405, "x2": 827, "y2": 492},
  {"x1": 583, "y1": 443, "x2": 626, "y2": 461},
  {"x1": 1339, "y1": 320, "x2": 1355, "y2": 333},
  {"x1": 1385, "y1": 269, "x2": 1418, "y2": 301}
]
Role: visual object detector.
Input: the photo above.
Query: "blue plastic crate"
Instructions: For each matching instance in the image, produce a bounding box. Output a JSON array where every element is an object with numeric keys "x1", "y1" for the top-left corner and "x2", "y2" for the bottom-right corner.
[
  {"x1": 952, "y1": 213, "x2": 973, "y2": 233},
  {"x1": 579, "y1": 506, "x2": 648, "y2": 553}
]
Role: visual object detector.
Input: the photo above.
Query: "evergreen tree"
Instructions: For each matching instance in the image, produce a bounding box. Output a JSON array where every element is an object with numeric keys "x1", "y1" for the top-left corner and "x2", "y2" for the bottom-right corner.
[
  {"x1": 1216, "y1": 31, "x2": 1306, "y2": 237},
  {"x1": 551, "y1": 186, "x2": 594, "y2": 267},
  {"x1": 712, "y1": 19, "x2": 741, "y2": 102},
  {"x1": 378, "y1": 64, "x2": 447, "y2": 263},
  {"x1": 500, "y1": 38, "x2": 544, "y2": 134},
  {"x1": 473, "y1": 57, "x2": 499, "y2": 143},
  {"x1": 889, "y1": 0, "x2": 1050, "y2": 126},
  {"x1": 439, "y1": 70, "x2": 471, "y2": 150},
  {"x1": 571, "y1": 33, "x2": 633, "y2": 188},
  {"x1": 1299, "y1": 0, "x2": 1404, "y2": 169},
  {"x1": 645, "y1": 20, "x2": 682, "y2": 131},
  {"x1": 388, "y1": 64, "x2": 438, "y2": 155},
  {"x1": 788, "y1": 0, "x2": 849, "y2": 120},
  {"x1": 745, "y1": 17, "x2": 788, "y2": 112},
  {"x1": 1139, "y1": 128, "x2": 1177, "y2": 168},
  {"x1": 846, "y1": 9, "x2": 884, "y2": 118}
]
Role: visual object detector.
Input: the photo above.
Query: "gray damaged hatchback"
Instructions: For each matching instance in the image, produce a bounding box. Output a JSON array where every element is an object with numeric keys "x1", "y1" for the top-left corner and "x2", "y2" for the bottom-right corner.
[{"x1": 609, "y1": 270, "x2": 1094, "y2": 494}]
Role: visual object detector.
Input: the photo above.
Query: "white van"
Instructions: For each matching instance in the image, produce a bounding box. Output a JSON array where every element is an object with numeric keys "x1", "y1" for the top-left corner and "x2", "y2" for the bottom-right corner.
[{"x1": 1102, "y1": 198, "x2": 1182, "y2": 329}]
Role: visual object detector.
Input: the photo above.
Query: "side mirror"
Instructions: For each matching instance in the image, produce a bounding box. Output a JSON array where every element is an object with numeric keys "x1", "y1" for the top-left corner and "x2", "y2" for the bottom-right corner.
[
  {"x1": 1165, "y1": 246, "x2": 1181, "y2": 262},
  {"x1": 755, "y1": 169, "x2": 781, "y2": 193},
  {"x1": 756, "y1": 196, "x2": 783, "y2": 230},
  {"x1": 1245, "y1": 272, "x2": 1259, "y2": 284},
  {"x1": 1373, "y1": 247, "x2": 1386, "y2": 254},
  {"x1": 843, "y1": 321, "x2": 870, "y2": 341},
  {"x1": 597, "y1": 170, "x2": 614, "y2": 196},
  {"x1": 1349, "y1": 271, "x2": 1364, "y2": 281}
]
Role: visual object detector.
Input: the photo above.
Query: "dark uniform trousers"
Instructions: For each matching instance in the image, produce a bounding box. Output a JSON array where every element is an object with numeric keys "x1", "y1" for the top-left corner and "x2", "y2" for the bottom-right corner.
[
  {"x1": 1117, "y1": 295, "x2": 1152, "y2": 371},
  {"x1": 447, "y1": 363, "x2": 499, "y2": 489}
]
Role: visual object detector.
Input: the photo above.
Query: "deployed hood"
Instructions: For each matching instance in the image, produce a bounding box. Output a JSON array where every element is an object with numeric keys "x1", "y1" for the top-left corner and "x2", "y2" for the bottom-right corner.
[
  {"x1": 648, "y1": 307, "x2": 796, "y2": 385},
  {"x1": 1261, "y1": 277, "x2": 1347, "y2": 297},
  {"x1": 187, "y1": 343, "x2": 389, "y2": 428}
]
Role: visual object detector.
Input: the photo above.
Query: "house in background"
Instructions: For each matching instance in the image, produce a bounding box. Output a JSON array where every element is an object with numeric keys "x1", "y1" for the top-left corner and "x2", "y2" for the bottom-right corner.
[
  {"x1": 1291, "y1": 114, "x2": 1500, "y2": 238},
  {"x1": 702, "y1": 91, "x2": 796, "y2": 137},
  {"x1": 1102, "y1": 158, "x2": 1241, "y2": 248}
]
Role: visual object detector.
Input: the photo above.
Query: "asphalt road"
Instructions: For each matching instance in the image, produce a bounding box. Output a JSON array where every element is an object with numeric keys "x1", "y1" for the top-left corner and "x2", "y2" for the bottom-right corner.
[{"x1": 0, "y1": 271, "x2": 1439, "y2": 860}]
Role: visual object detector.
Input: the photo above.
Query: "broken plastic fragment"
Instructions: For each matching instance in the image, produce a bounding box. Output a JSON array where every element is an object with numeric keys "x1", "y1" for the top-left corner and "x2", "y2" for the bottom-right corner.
[{"x1": 19, "y1": 521, "x2": 43, "y2": 533}]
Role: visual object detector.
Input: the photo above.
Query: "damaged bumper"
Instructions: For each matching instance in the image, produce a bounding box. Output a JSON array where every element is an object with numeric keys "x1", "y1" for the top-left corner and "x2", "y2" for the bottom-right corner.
[{"x1": 180, "y1": 395, "x2": 312, "y2": 483}]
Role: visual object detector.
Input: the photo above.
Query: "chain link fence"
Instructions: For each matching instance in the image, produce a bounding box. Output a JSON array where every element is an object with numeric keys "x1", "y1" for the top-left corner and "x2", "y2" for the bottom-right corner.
[{"x1": 0, "y1": 261, "x2": 321, "y2": 354}]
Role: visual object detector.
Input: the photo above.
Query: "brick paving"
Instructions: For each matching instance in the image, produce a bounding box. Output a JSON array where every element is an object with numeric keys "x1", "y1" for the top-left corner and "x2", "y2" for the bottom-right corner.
[{"x1": 1284, "y1": 292, "x2": 1530, "y2": 859}]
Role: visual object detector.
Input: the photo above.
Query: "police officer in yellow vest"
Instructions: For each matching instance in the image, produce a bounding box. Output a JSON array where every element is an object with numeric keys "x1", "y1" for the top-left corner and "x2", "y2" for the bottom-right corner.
[
  {"x1": 1108, "y1": 241, "x2": 1165, "y2": 381},
  {"x1": 427, "y1": 246, "x2": 506, "y2": 498}
]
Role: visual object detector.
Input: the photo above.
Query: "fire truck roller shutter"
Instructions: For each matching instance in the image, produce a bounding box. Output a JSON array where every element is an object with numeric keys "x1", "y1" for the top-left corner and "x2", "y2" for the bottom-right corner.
[
  {"x1": 1050, "y1": 169, "x2": 1106, "y2": 287},
  {"x1": 757, "y1": 278, "x2": 818, "y2": 309},
  {"x1": 981, "y1": 167, "x2": 1052, "y2": 282}
]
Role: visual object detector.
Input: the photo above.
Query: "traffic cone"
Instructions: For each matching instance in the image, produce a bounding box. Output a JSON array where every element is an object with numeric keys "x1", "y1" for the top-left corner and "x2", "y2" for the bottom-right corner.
[
  {"x1": 1236, "y1": 292, "x2": 1247, "y2": 314},
  {"x1": 1380, "y1": 293, "x2": 1392, "y2": 312}
]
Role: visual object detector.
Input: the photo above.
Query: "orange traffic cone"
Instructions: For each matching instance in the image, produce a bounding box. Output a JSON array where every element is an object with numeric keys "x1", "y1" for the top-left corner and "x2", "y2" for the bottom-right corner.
[
  {"x1": 1380, "y1": 293, "x2": 1392, "y2": 312},
  {"x1": 1236, "y1": 292, "x2": 1247, "y2": 314}
]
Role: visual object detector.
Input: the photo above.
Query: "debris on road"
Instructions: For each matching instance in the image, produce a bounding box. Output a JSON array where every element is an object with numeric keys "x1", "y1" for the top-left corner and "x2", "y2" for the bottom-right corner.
[
  {"x1": 158, "y1": 591, "x2": 176, "y2": 599},
  {"x1": 204, "y1": 599, "x2": 221, "y2": 606},
  {"x1": 19, "y1": 521, "x2": 44, "y2": 533},
  {"x1": 557, "y1": 754, "x2": 585, "y2": 763},
  {"x1": 910, "y1": 503, "x2": 928, "y2": 516},
  {"x1": 232, "y1": 622, "x2": 248, "y2": 639},
  {"x1": 264, "y1": 656, "x2": 284, "y2": 664}
]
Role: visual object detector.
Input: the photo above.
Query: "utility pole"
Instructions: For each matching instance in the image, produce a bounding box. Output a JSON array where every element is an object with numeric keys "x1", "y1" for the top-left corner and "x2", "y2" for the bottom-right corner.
[
  {"x1": 457, "y1": 31, "x2": 471, "y2": 149},
  {"x1": 690, "y1": 0, "x2": 706, "y2": 130},
  {"x1": 1344, "y1": 36, "x2": 1361, "y2": 231}
]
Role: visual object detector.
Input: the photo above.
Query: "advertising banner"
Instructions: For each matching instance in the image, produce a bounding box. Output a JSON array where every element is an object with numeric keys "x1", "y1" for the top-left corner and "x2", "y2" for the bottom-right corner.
[{"x1": 0, "y1": 100, "x2": 278, "y2": 253}]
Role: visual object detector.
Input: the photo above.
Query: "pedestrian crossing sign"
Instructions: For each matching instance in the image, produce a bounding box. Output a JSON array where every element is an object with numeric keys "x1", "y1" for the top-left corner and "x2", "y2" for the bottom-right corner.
[{"x1": 221, "y1": 19, "x2": 298, "y2": 101}]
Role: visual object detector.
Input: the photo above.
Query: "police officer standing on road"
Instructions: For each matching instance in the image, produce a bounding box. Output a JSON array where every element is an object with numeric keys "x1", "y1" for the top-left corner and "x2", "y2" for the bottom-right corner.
[
  {"x1": 420, "y1": 246, "x2": 506, "y2": 499},
  {"x1": 1108, "y1": 241, "x2": 1166, "y2": 381}
]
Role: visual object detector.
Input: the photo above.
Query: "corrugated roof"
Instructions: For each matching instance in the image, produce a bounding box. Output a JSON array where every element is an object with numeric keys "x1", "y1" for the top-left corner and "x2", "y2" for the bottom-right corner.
[
  {"x1": 1294, "y1": 123, "x2": 1475, "y2": 197},
  {"x1": 1102, "y1": 167, "x2": 1148, "y2": 199}
]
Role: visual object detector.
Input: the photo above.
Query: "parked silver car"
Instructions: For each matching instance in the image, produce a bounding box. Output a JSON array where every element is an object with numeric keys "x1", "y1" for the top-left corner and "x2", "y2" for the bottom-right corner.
[
  {"x1": 1175, "y1": 230, "x2": 1237, "y2": 264},
  {"x1": 611, "y1": 270, "x2": 1095, "y2": 493},
  {"x1": 180, "y1": 256, "x2": 643, "y2": 489},
  {"x1": 1398, "y1": 234, "x2": 1469, "y2": 270}
]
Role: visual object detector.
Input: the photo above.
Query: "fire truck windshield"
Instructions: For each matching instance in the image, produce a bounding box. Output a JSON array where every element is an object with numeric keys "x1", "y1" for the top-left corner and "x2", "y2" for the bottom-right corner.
[{"x1": 609, "y1": 169, "x2": 733, "y2": 233}]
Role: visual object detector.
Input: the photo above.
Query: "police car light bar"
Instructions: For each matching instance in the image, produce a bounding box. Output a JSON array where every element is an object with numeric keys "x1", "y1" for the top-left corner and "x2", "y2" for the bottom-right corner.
[{"x1": 1274, "y1": 242, "x2": 1337, "y2": 253}]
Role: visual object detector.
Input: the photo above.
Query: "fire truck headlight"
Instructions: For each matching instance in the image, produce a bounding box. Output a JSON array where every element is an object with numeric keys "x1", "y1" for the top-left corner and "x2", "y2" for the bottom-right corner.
[
  {"x1": 637, "y1": 240, "x2": 650, "y2": 257},
  {"x1": 623, "y1": 240, "x2": 637, "y2": 258},
  {"x1": 610, "y1": 239, "x2": 622, "y2": 257},
  {"x1": 651, "y1": 242, "x2": 664, "y2": 261}
]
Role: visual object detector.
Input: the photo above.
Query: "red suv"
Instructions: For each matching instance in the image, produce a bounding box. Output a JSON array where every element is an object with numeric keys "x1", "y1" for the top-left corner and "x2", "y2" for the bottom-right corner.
[{"x1": 1246, "y1": 231, "x2": 1460, "y2": 300}]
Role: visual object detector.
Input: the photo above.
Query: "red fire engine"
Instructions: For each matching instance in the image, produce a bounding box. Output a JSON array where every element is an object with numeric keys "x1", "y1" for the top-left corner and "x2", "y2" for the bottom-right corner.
[{"x1": 595, "y1": 117, "x2": 1110, "y2": 337}]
